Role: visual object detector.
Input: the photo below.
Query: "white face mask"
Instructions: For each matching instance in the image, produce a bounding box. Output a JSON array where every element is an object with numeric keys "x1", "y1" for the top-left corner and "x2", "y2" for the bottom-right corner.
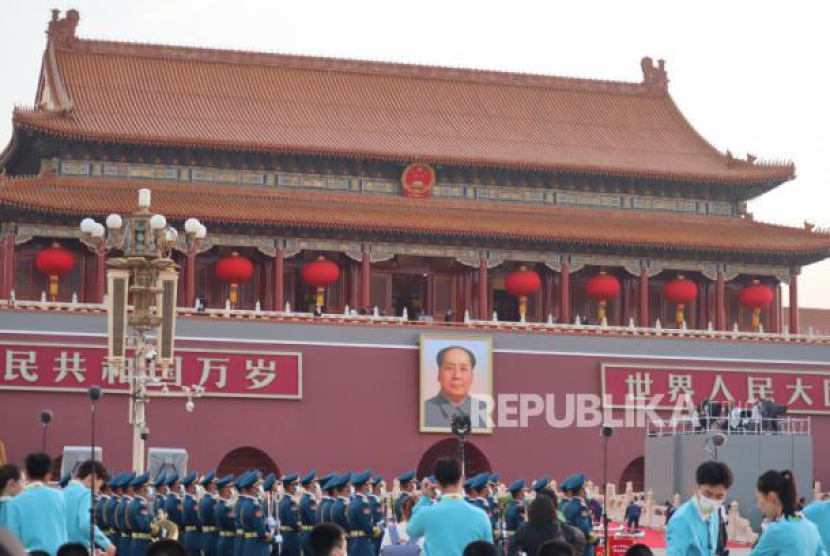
[{"x1": 696, "y1": 493, "x2": 722, "y2": 517}]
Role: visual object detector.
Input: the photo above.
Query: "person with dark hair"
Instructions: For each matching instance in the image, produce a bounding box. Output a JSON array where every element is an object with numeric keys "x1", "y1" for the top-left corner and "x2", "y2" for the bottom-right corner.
[
  {"x1": 408, "y1": 457, "x2": 492, "y2": 556},
  {"x1": 0, "y1": 464, "x2": 24, "y2": 528},
  {"x1": 624, "y1": 544, "x2": 653, "y2": 556},
  {"x1": 146, "y1": 539, "x2": 188, "y2": 556},
  {"x1": 536, "y1": 539, "x2": 574, "y2": 556},
  {"x1": 514, "y1": 496, "x2": 563, "y2": 556},
  {"x1": 803, "y1": 493, "x2": 830, "y2": 554},
  {"x1": 63, "y1": 459, "x2": 114, "y2": 555},
  {"x1": 624, "y1": 499, "x2": 641, "y2": 531},
  {"x1": 462, "y1": 540, "x2": 497, "y2": 556},
  {"x1": 309, "y1": 523, "x2": 347, "y2": 556},
  {"x1": 5, "y1": 453, "x2": 68, "y2": 556},
  {"x1": 751, "y1": 470, "x2": 825, "y2": 555},
  {"x1": 55, "y1": 543, "x2": 89, "y2": 556},
  {"x1": 423, "y1": 346, "x2": 489, "y2": 429},
  {"x1": 666, "y1": 461, "x2": 733, "y2": 556}
]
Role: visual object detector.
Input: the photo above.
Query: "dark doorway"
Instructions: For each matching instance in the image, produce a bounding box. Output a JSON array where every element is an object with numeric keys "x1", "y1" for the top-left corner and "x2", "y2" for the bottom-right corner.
[
  {"x1": 217, "y1": 446, "x2": 279, "y2": 478},
  {"x1": 619, "y1": 456, "x2": 645, "y2": 492},
  {"x1": 492, "y1": 289, "x2": 519, "y2": 322},
  {"x1": 392, "y1": 273, "x2": 427, "y2": 319},
  {"x1": 417, "y1": 438, "x2": 491, "y2": 479}
]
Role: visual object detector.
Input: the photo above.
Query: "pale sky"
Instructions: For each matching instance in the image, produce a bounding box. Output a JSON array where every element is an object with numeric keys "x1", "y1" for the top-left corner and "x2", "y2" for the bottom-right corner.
[{"x1": 2, "y1": 0, "x2": 828, "y2": 308}]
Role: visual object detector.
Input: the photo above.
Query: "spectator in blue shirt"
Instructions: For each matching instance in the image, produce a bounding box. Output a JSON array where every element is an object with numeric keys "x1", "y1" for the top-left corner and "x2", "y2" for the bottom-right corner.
[
  {"x1": 63, "y1": 460, "x2": 115, "y2": 555},
  {"x1": 666, "y1": 461, "x2": 732, "y2": 556},
  {"x1": 0, "y1": 464, "x2": 24, "y2": 529},
  {"x1": 408, "y1": 457, "x2": 493, "y2": 556}
]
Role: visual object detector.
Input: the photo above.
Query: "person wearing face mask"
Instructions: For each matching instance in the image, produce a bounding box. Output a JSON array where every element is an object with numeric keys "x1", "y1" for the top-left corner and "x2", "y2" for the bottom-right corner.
[
  {"x1": 750, "y1": 470, "x2": 826, "y2": 556},
  {"x1": 561, "y1": 474, "x2": 597, "y2": 556},
  {"x1": 666, "y1": 461, "x2": 733, "y2": 556}
]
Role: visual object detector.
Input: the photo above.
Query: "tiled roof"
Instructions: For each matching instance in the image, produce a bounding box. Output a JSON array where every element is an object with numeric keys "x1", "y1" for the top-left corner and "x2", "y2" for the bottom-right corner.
[
  {"x1": 2, "y1": 176, "x2": 828, "y2": 262},
  {"x1": 10, "y1": 11, "x2": 794, "y2": 185}
]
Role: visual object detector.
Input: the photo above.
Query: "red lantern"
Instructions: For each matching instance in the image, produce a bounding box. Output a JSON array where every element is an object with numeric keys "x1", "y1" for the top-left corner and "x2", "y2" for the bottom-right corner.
[
  {"x1": 585, "y1": 271, "x2": 621, "y2": 323},
  {"x1": 301, "y1": 257, "x2": 340, "y2": 308},
  {"x1": 664, "y1": 275, "x2": 698, "y2": 327},
  {"x1": 35, "y1": 242, "x2": 75, "y2": 301},
  {"x1": 740, "y1": 279, "x2": 773, "y2": 330},
  {"x1": 506, "y1": 266, "x2": 541, "y2": 321},
  {"x1": 215, "y1": 252, "x2": 254, "y2": 308}
]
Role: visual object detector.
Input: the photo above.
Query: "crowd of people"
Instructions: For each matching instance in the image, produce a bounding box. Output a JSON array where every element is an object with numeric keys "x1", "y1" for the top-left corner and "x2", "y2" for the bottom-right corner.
[{"x1": 1, "y1": 453, "x2": 829, "y2": 556}]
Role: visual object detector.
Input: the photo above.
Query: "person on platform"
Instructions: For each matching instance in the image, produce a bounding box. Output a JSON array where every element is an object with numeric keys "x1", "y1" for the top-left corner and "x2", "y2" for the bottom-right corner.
[
  {"x1": 407, "y1": 457, "x2": 493, "y2": 556},
  {"x1": 346, "y1": 471, "x2": 375, "y2": 556},
  {"x1": 394, "y1": 471, "x2": 416, "y2": 523},
  {"x1": 666, "y1": 461, "x2": 733, "y2": 556},
  {"x1": 200, "y1": 472, "x2": 219, "y2": 556},
  {"x1": 279, "y1": 473, "x2": 302, "y2": 556},
  {"x1": 331, "y1": 474, "x2": 353, "y2": 539},
  {"x1": 239, "y1": 473, "x2": 270, "y2": 556},
  {"x1": 423, "y1": 346, "x2": 489, "y2": 429},
  {"x1": 0, "y1": 463, "x2": 24, "y2": 529},
  {"x1": 5, "y1": 452, "x2": 68, "y2": 556},
  {"x1": 300, "y1": 471, "x2": 320, "y2": 556},
  {"x1": 803, "y1": 495, "x2": 830, "y2": 553},
  {"x1": 515, "y1": 495, "x2": 563, "y2": 556},
  {"x1": 750, "y1": 470, "x2": 826, "y2": 556},
  {"x1": 624, "y1": 499, "x2": 642, "y2": 531},
  {"x1": 309, "y1": 523, "x2": 348, "y2": 556},
  {"x1": 127, "y1": 473, "x2": 154, "y2": 556},
  {"x1": 561, "y1": 474, "x2": 596, "y2": 556},
  {"x1": 503, "y1": 479, "x2": 527, "y2": 542},
  {"x1": 182, "y1": 472, "x2": 202, "y2": 556},
  {"x1": 62, "y1": 460, "x2": 114, "y2": 555},
  {"x1": 214, "y1": 475, "x2": 236, "y2": 556}
]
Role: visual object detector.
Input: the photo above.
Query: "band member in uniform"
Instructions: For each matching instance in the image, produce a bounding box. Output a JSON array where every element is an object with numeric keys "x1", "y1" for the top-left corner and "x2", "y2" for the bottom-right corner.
[
  {"x1": 200, "y1": 472, "x2": 219, "y2": 556},
  {"x1": 165, "y1": 472, "x2": 185, "y2": 536},
  {"x1": 128, "y1": 473, "x2": 153, "y2": 556},
  {"x1": 504, "y1": 480, "x2": 526, "y2": 555},
  {"x1": 318, "y1": 475, "x2": 338, "y2": 523},
  {"x1": 117, "y1": 472, "x2": 137, "y2": 556},
  {"x1": 561, "y1": 474, "x2": 596, "y2": 556},
  {"x1": 394, "y1": 471, "x2": 415, "y2": 523},
  {"x1": 105, "y1": 474, "x2": 125, "y2": 548},
  {"x1": 97, "y1": 476, "x2": 112, "y2": 545},
  {"x1": 153, "y1": 474, "x2": 168, "y2": 516},
  {"x1": 183, "y1": 472, "x2": 202, "y2": 556},
  {"x1": 214, "y1": 475, "x2": 236, "y2": 556},
  {"x1": 331, "y1": 473, "x2": 352, "y2": 535},
  {"x1": 233, "y1": 473, "x2": 251, "y2": 556},
  {"x1": 278, "y1": 473, "x2": 301, "y2": 556},
  {"x1": 239, "y1": 473, "x2": 270, "y2": 556},
  {"x1": 260, "y1": 474, "x2": 279, "y2": 556},
  {"x1": 368, "y1": 476, "x2": 385, "y2": 556},
  {"x1": 299, "y1": 471, "x2": 319, "y2": 555},
  {"x1": 347, "y1": 472, "x2": 375, "y2": 556}
]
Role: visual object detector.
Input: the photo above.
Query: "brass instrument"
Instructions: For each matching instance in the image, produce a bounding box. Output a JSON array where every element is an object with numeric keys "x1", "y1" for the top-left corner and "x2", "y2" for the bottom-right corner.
[{"x1": 150, "y1": 509, "x2": 179, "y2": 541}]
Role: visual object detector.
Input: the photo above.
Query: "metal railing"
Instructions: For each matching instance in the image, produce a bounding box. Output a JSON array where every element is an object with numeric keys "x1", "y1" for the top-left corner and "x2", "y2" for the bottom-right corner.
[{"x1": 647, "y1": 416, "x2": 811, "y2": 436}]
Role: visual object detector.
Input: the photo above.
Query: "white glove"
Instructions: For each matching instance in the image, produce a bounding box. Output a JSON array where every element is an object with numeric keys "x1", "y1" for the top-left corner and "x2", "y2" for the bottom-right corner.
[
  {"x1": 273, "y1": 534, "x2": 283, "y2": 545},
  {"x1": 266, "y1": 517, "x2": 277, "y2": 529}
]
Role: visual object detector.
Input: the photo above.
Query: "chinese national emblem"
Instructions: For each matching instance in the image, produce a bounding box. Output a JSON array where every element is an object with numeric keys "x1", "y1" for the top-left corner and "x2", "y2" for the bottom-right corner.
[{"x1": 401, "y1": 163, "x2": 435, "y2": 198}]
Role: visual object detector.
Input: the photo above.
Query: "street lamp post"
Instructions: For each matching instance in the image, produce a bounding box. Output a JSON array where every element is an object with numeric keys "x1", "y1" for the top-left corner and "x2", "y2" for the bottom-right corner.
[{"x1": 80, "y1": 188, "x2": 207, "y2": 472}]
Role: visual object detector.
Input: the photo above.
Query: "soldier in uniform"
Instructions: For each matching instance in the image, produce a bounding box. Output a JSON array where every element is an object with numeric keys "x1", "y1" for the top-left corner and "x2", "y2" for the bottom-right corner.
[
  {"x1": 233, "y1": 472, "x2": 252, "y2": 556},
  {"x1": 503, "y1": 479, "x2": 526, "y2": 555},
  {"x1": 200, "y1": 472, "x2": 219, "y2": 556},
  {"x1": 97, "y1": 477, "x2": 112, "y2": 543},
  {"x1": 214, "y1": 475, "x2": 236, "y2": 556},
  {"x1": 561, "y1": 474, "x2": 596, "y2": 556},
  {"x1": 239, "y1": 472, "x2": 270, "y2": 556},
  {"x1": 104, "y1": 473, "x2": 124, "y2": 548},
  {"x1": 260, "y1": 474, "x2": 279, "y2": 556},
  {"x1": 331, "y1": 473, "x2": 352, "y2": 535},
  {"x1": 278, "y1": 473, "x2": 301, "y2": 556},
  {"x1": 487, "y1": 474, "x2": 501, "y2": 540},
  {"x1": 128, "y1": 473, "x2": 153, "y2": 556},
  {"x1": 368, "y1": 476, "x2": 384, "y2": 556},
  {"x1": 183, "y1": 472, "x2": 202, "y2": 556},
  {"x1": 298, "y1": 471, "x2": 318, "y2": 555},
  {"x1": 165, "y1": 472, "x2": 185, "y2": 535},
  {"x1": 153, "y1": 473, "x2": 168, "y2": 516},
  {"x1": 346, "y1": 472, "x2": 375, "y2": 556},
  {"x1": 117, "y1": 472, "x2": 137, "y2": 556},
  {"x1": 393, "y1": 471, "x2": 415, "y2": 523},
  {"x1": 317, "y1": 474, "x2": 337, "y2": 523}
]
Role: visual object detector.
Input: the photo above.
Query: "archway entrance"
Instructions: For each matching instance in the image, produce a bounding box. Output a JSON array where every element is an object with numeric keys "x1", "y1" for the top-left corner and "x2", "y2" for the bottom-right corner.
[
  {"x1": 217, "y1": 447, "x2": 279, "y2": 478},
  {"x1": 417, "y1": 438, "x2": 491, "y2": 479},
  {"x1": 619, "y1": 456, "x2": 645, "y2": 492}
]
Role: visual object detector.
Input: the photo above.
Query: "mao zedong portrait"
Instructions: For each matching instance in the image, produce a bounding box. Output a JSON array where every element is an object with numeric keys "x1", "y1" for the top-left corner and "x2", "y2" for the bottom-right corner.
[{"x1": 423, "y1": 345, "x2": 489, "y2": 429}]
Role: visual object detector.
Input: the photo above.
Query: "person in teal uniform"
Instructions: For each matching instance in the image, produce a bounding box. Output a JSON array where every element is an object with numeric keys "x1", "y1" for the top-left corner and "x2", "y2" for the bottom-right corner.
[
  {"x1": 200, "y1": 472, "x2": 219, "y2": 556},
  {"x1": 804, "y1": 496, "x2": 830, "y2": 554},
  {"x1": 5, "y1": 452, "x2": 68, "y2": 556},
  {"x1": 561, "y1": 473, "x2": 596, "y2": 556},
  {"x1": 152, "y1": 473, "x2": 168, "y2": 516},
  {"x1": 504, "y1": 479, "x2": 527, "y2": 539},
  {"x1": 233, "y1": 472, "x2": 251, "y2": 556},
  {"x1": 347, "y1": 471, "x2": 375, "y2": 556},
  {"x1": 394, "y1": 470, "x2": 415, "y2": 522},
  {"x1": 214, "y1": 474, "x2": 236, "y2": 556},
  {"x1": 279, "y1": 473, "x2": 302, "y2": 556},
  {"x1": 750, "y1": 469, "x2": 826, "y2": 556},
  {"x1": 127, "y1": 472, "x2": 154, "y2": 556},
  {"x1": 368, "y1": 475, "x2": 385, "y2": 556},
  {"x1": 318, "y1": 475, "x2": 337, "y2": 523},
  {"x1": 183, "y1": 471, "x2": 202, "y2": 556},
  {"x1": 666, "y1": 461, "x2": 733, "y2": 556},
  {"x1": 0, "y1": 463, "x2": 24, "y2": 529},
  {"x1": 165, "y1": 471, "x2": 185, "y2": 533},
  {"x1": 63, "y1": 460, "x2": 114, "y2": 554},
  {"x1": 299, "y1": 471, "x2": 319, "y2": 555},
  {"x1": 117, "y1": 471, "x2": 137, "y2": 556},
  {"x1": 239, "y1": 472, "x2": 270, "y2": 556},
  {"x1": 332, "y1": 473, "x2": 353, "y2": 534}
]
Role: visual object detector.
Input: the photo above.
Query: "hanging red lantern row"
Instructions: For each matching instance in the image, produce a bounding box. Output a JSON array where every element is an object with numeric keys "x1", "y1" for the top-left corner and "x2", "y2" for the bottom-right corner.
[
  {"x1": 215, "y1": 251, "x2": 254, "y2": 308},
  {"x1": 585, "y1": 270, "x2": 621, "y2": 323},
  {"x1": 663, "y1": 275, "x2": 699, "y2": 327},
  {"x1": 301, "y1": 256, "x2": 340, "y2": 308},
  {"x1": 35, "y1": 242, "x2": 76, "y2": 301},
  {"x1": 505, "y1": 266, "x2": 541, "y2": 321},
  {"x1": 739, "y1": 279, "x2": 773, "y2": 330}
]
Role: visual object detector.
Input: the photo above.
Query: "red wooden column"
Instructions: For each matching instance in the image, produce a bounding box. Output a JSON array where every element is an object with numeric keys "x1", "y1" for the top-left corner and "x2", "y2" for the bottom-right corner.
[
  {"x1": 360, "y1": 252, "x2": 370, "y2": 310},
  {"x1": 0, "y1": 229, "x2": 15, "y2": 299},
  {"x1": 273, "y1": 247, "x2": 285, "y2": 311},
  {"x1": 639, "y1": 265, "x2": 650, "y2": 327},
  {"x1": 559, "y1": 261, "x2": 570, "y2": 324},
  {"x1": 789, "y1": 272, "x2": 799, "y2": 334},
  {"x1": 477, "y1": 257, "x2": 488, "y2": 320},
  {"x1": 715, "y1": 270, "x2": 726, "y2": 331},
  {"x1": 94, "y1": 246, "x2": 106, "y2": 303}
]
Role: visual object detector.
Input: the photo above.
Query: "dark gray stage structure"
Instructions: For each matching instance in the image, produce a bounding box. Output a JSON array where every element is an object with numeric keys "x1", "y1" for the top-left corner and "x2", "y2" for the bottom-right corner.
[{"x1": 645, "y1": 419, "x2": 813, "y2": 529}]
